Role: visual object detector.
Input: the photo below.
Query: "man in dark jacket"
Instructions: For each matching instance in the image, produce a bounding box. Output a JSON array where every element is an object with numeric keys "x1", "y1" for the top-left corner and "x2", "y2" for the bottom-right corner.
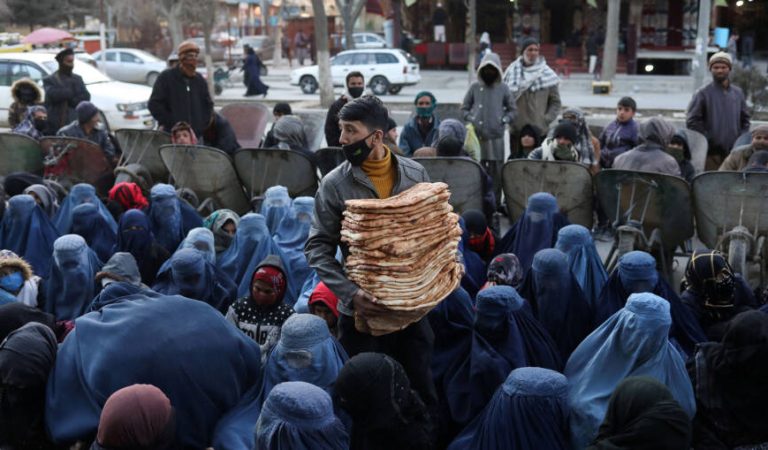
[
  {"x1": 43, "y1": 48, "x2": 91, "y2": 134},
  {"x1": 686, "y1": 52, "x2": 750, "y2": 170},
  {"x1": 305, "y1": 95, "x2": 437, "y2": 410},
  {"x1": 323, "y1": 71, "x2": 365, "y2": 147},
  {"x1": 57, "y1": 101, "x2": 116, "y2": 160},
  {"x1": 148, "y1": 41, "x2": 214, "y2": 138}
]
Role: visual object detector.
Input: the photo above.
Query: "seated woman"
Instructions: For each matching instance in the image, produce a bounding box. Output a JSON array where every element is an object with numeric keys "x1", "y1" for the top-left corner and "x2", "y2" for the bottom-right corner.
[
  {"x1": 0, "y1": 194, "x2": 60, "y2": 279},
  {"x1": 146, "y1": 184, "x2": 203, "y2": 253},
  {"x1": 54, "y1": 183, "x2": 118, "y2": 235},
  {"x1": 444, "y1": 286, "x2": 561, "y2": 429},
  {"x1": 71, "y1": 203, "x2": 117, "y2": 263},
  {"x1": 217, "y1": 213, "x2": 283, "y2": 288},
  {"x1": 255, "y1": 382, "x2": 349, "y2": 450},
  {"x1": 261, "y1": 185, "x2": 292, "y2": 235},
  {"x1": 588, "y1": 376, "x2": 691, "y2": 449},
  {"x1": 176, "y1": 227, "x2": 216, "y2": 264},
  {"x1": 448, "y1": 367, "x2": 571, "y2": 450},
  {"x1": 555, "y1": 224, "x2": 608, "y2": 307},
  {"x1": 45, "y1": 294, "x2": 264, "y2": 449},
  {"x1": 23, "y1": 183, "x2": 60, "y2": 218},
  {"x1": 114, "y1": 209, "x2": 170, "y2": 286},
  {"x1": 680, "y1": 250, "x2": 756, "y2": 341},
  {"x1": 44, "y1": 235, "x2": 103, "y2": 321},
  {"x1": 688, "y1": 311, "x2": 768, "y2": 449},
  {"x1": 494, "y1": 192, "x2": 570, "y2": 271},
  {"x1": 596, "y1": 251, "x2": 707, "y2": 355},
  {"x1": 271, "y1": 115, "x2": 316, "y2": 163},
  {"x1": 509, "y1": 124, "x2": 543, "y2": 159},
  {"x1": 566, "y1": 293, "x2": 695, "y2": 449},
  {"x1": 203, "y1": 209, "x2": 240, "y2": 254},
  {"x1": 260, "y1": 314, "x2": 347, "y2": 401},
  {"x1": 667, "y1": 130, "x2": 696, "y2": 182}
]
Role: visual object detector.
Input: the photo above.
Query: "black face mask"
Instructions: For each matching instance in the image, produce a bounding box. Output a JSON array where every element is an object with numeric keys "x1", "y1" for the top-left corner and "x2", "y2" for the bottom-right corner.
[
  {"x1": 33, "y1": 118, "x2": 48, "y2": 132},
  {"x1": 342, "y1": 131, "x2": 376, "y2": 166},
  {"x1": 348, "y1": 86, "x2": 364, "y2": 98},
  {"x1": 480, "y1": 68, "x2": 497, "y2": 85},
  {"x1": 17, "y1": 86, "x2": 38, "y2": 104}
]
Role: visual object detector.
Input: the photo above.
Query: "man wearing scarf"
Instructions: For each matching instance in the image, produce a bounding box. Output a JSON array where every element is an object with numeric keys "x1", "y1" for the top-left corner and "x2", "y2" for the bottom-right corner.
[
  {"x1": 43, "y1": 48, "x2": 91, "y2": 134},
  {"x1": 503, "y1": 37, "x2": 561, "y2": 155},
  {"x1": 149, "y1": 41, "x2": 214, "y2": 138},
  {"x1": 399, "y1": 91, "x2": 440, "y2": 156}
]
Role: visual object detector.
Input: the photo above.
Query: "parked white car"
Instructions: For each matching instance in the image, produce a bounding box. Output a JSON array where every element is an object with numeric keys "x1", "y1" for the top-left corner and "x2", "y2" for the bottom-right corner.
[
  {"x1": 342, "y1": 32, "x2": 388, "y2": 49},
  {"x1": 91, "y1": 48, "x2": 167, "y2": 86},
  {"x1": 0, "y1": 52, "x2": 155, "y2": 130},
  {"x1": 290, "y1": 49, "x2": 420, "y2": 96}
]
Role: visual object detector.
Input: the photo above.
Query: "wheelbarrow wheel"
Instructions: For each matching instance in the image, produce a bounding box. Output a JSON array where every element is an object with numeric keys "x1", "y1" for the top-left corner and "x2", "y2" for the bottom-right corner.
[{"x1": 728, "y1": 237, "x2": 748, "y2": 276}]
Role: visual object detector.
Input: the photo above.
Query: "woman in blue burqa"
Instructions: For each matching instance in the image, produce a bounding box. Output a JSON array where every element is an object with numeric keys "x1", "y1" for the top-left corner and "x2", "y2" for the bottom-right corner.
[
  {"x1": 0, "y1": 194, "x2": 59, "y2": 278},
  {"x1": 243, "y1": 45, "x2": 269, "y2": 97},
  {"x1": 53, "y1": 183, "x2": 117, "y2": 235},
  {"x1": 44, "y1": 234, "x2": 102, "y2": 321},
  {"x1": 596, "y1": 250, "x2": 706, "y2": 355},
  {"x1": 457, "y1": 217, "x2": 487, "y2": 298},
  {"x1": 260, "y1": 314, "x2": 348, "y2": 401},
  {"x1": 518, "y1": 248, "x2": 595, "y2": 361},
  {"x1": 176, "y1": 227, "x2": 217, "y2": 264},
  {"x1": 555, "y1": 224, "x2": 608, "y2": 307},
  {"x1": 71, "y1": 202, "x2": 117, "y2": 263},
  {"x1": 255, "y1": 381, "x2": 349, "y2": 450},
  {"x1": 494, "y1": 192, "x2": 570, "y2": 270},
  {"x1": 45, "y1": 294, "x2": 265, "y2": 449},
  {"x1": 565, "y1": 292, "x2": 695, "y2": 449},
  {"x1": 152, "y1": 248, "x2": 237, "y2": 314},
  {"x1": 113, "y1": 209, "x2": 170, "y2": 286},
  {"x1": 444, "y1": 286, "x2": 561, "y2": 429},
  {"x1": 448, "y1": 367, "x2": 571, "y2": 450},
  {"x1": 274, "y1": 196, "x2": 315, "y2": 295},
  {"x1": 145, "y1": 184, "x2": 203, "y2": 253},
  {"x1": 261, "y1": 185, "x2": 292, "y2": 235}
]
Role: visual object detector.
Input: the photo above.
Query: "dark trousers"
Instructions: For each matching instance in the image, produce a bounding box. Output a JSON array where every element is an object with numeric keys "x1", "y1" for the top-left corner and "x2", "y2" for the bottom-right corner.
[{"x1": 338, "y1": 314, "x2": 438, "y2": 408}]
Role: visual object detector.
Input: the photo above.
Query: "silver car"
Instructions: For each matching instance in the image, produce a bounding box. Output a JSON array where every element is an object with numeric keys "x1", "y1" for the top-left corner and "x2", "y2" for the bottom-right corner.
[{"x1": 92, "y1": 48, "x2": 167, "y2": 86}]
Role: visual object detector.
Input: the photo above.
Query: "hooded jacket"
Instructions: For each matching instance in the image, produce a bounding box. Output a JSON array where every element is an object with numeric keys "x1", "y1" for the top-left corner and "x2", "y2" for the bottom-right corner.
[
  {"x1": 613, "y1": 118, "x2": 681, "y2": 177},
  {"x1": 461, "y1": 53, "x2": 516, "y2": 141},
  {"x1": 9, "y1": 78, "x2": 43, "y2": 129},
  {"x1": 0, "y1": 253, "x2": 38, "y2": 308}
]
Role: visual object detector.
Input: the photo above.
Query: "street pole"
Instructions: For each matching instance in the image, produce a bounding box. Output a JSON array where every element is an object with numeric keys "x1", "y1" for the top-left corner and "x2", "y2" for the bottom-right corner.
[
  {"x1": 466, "y1": 0, "x2": 476, "y2": 85},
  {"x1": 693, "y1": 0, "x2": 711, "y2": 91},
  {"x1": 601, "y1": 0, "x2": 620, "y2": 81}
]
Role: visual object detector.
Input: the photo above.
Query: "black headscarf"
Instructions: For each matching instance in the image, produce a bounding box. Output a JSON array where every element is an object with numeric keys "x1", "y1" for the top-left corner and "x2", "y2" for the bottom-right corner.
[
  {"x1": 3, "y1": 172, "x2": 44, "y2": 198},
  {"x1": 588, "y1": 376, "x2": 691, "y2": 450},
  {"x1": 0, "y1": 302, "x2": 57, "y2": 343},
  {"x1": 334, "y1": 352, "x2": 433, "y2": 450},
  {"x1": 691, "y1": 311, "x2": 768, "y2": 447},
  {"x1": 0, "y1": 322, "x2": 58, "y2": 446}
]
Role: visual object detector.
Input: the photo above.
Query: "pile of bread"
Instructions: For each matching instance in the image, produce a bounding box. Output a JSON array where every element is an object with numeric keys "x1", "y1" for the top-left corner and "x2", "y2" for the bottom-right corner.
[{"x1": 341, "y1": 182, "x2": 464, "y2": 335}]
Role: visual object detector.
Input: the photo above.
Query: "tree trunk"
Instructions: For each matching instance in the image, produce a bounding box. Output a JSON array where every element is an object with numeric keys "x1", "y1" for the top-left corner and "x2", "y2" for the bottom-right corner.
[
  {"x1": 693, "y1": 0, "x2": 712, "y2": 90},
  {"x1": 261, "y1": 0, "x2": 269, "y2": 36},
  {"x1": 466, "y1": 0, "x2": 476, "y2": 85},
  {"x1": 274, "y1": 23, "x2": 283, "y2": 66},
  {"x1": 601, "y1": 0, "x2": 620, "y2": 81},
  {"x1": 343, "y1": 9, "x2": 355, "y2": 50},
  {"x1": 204, "y1": 33, "x2": 215, "y2": 99},
  {"x1": 167, "y1": 10, "x2": 185, "y2": 48},
  {"x1": 312, "y1": 0, "x2": 334, "y2": 108}
]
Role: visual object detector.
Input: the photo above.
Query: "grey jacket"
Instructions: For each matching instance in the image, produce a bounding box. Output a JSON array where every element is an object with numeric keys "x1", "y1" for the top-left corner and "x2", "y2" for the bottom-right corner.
[
  {"x1": 461, "y1": 53, "x2": 516, "y2": 141},
  {"x1": 513, "y1": 86, "x2": 561, "y2": 136},
  {"x1": 304, "y1": 153, "x2": 430, "y2": 316},
  {"x1": 613, "y1": 144, "x2": 681, "y2": 177},
  {"x1": 686, "y1": 81, "x2": 750, "y2": 154}
]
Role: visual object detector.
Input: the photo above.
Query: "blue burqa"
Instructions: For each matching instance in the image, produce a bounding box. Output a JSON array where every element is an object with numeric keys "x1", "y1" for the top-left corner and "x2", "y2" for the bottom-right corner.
[
  {"x1": 448, "y1": 367, "x2": 571, "y2": 450},
  {"x1": 565, "y1": 293, "x2": 696, "y2": 449},
  {"x1": 596, "y1": 251, "x2": 707, "y2": 355},
  {"x1": 254, "y1": 381, "x2": 349, "y2": 450},
  {"x1": 555, "y1": 224, "x2": 608, "y2": 307},
  {"x1": 261, "y1": 185, "x2": 292, "y2": 235},
  {"x1": 274, "y1": 197, "x2": 314, "y2": 297},
  {"x1": 444, "y1": 286, "x2": 561, "y2": 428},
  {"x1": 146, "y1": 184, "x2": 203, "y2": 253},
  {"x1": 71, "y1": 203, "x2": 117, "y2": 263},
  {"x1": 494, "y1": 192, "x2": 570, "y2": 270},
  {"x1": 217, "y1": 214, "x2": 284, "y2": 287},
  {"x1": 458, "y1": 217, "x2": 487, "y2": 298},
  {"x1": 0, "y1": 194, "x2": 60, "y2": 278},
  {"x1": 53, "y1": 183, "x2": 117, "y2": 235},
  {"x1": 113, "y1": 209, "x2": 169, "y2": 286},
  {"x1": 519, "y1": 248, "x2": 595, "y2": 361},
  {"x1": 45, "y1": 295, "x2": 264, "y2": 448},
  {"x1": 44, "y1": 235, "x2": 102, "y2": 321},
  {"x1": 177, "y1": 227, "x2": 217, "y2": 265},
  {"x1": 152, "y1": 248, "x2": 237, "y2": 314},
  {"x1": 261, "y1": 314, "x2": 348, "y2": 401}
]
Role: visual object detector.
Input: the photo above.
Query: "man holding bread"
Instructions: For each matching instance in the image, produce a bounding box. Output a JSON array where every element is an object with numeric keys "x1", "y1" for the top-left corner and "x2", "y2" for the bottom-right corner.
[{"x1": 305, "y1": 95, "x2": 438, "y2": 408}]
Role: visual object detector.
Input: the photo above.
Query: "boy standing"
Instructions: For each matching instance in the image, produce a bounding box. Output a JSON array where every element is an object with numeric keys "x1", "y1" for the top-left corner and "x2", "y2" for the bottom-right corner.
[{"x1": 599, "y1": 97, "x2": 639, "y2": 169}]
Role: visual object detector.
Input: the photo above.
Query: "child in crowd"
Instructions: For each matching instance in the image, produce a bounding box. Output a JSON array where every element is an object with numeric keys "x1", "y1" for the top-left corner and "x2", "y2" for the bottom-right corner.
[
  {"x1": 171, "y1": 121, "x2": 197, "y2": 145},
  {"x1": 599, "y1": 96, "x2": 639, "y2": 168},
  {"x1": 462, "y1": 209, "x2": 496, "y2": 261},
  {"x1": 308, "y1": 281, "x2": 339, "y2": 335},
  {"x1": 226, "y1": 255, "x2": 294, "y2": 358},
  {"x1": 263, "y1": 103, "x2": 292, "y2": 148}
]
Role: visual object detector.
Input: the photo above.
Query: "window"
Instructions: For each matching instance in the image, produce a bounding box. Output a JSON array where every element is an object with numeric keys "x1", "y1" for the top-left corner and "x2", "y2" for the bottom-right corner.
[
  {"x1": 105, "y1": 52, "x2": 117, "y2": 62},
  {"x1": 120, "y1": 52, "x2": 141, "y2": 64},
  {"x1": 350, "y1": 53, "x2": 375, "y2": 65},
  {"x1": 332, "y1": 54, "x2": 353, "y2": 66},
  {"x1": 0, "y1": 62, "x2": 10, "y2": 86},
  {"x1": 366, "y1": 35, "x2": 380, "y2": 43},
  {"x1": 9, "y1": 62, "x2": 45, "y2": 84},
  {"x1": 354, "y1": 35, "x2": 364, "y2": 44},
  {"x1": 375, "y1": 53, "x2": 398, "y2": 64}
]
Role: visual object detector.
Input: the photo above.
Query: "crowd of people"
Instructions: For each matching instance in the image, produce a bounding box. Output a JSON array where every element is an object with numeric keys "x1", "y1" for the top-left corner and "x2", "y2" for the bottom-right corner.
[{"x1": 1, "y1": 36, "x2": 768, "y2": 450}]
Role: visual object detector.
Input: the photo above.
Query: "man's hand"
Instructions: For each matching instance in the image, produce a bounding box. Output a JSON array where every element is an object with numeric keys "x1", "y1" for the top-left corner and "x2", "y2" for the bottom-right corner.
[{"x1": 352, "y1": 288, "x2": 387, "y2": 318}]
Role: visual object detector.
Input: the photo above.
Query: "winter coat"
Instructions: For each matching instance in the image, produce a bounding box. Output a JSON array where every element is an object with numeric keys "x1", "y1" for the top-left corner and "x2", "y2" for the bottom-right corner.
[
  {"x1": 9, "y1": 78, "x2": 43, "y2": 129},
  {"x1": 461, "y1": 53, "x2": 516, "y2": 141},
  {"x1": 148, "y1": 67, "x2": 214, "y2": 138},
  {"x1": 399, "y1": 115, "x2": 440, "y2": 156},
  {"x1": 43, "y1": 71, "x2": 91, "y2": 133},
  {"x1": 686, "y1": 81, "x2": 750, "y2": 155},
  {"x1": 719, "y1": 144, "x2": 758, "y2": 172}
]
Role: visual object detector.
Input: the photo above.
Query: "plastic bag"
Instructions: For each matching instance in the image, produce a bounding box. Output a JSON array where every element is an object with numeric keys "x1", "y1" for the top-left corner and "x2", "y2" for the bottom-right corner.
[{"x1": 464, "y1": 123, "x2": 481, "y2": 161}]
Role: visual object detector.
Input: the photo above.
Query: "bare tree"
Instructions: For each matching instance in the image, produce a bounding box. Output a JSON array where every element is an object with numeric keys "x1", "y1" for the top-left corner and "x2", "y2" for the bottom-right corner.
[
  {"x1": 0, "y1": 0, "x2": 12, "y2": 18},
  {"x1": 184, "y1": 0, "x2": 218, "y2": 97},
  {"x1": 465, "y1": 0, "x2": 476, "y2": 84},
  {"x1": 335, "y1": 0, "x2": 365, "y2": 50},
  {"x1": 312, "y1": 0, "x2": 334, "y2": 107},
  {"x1": 155, "y1": 0, "x2": 186, "y2": 48}
]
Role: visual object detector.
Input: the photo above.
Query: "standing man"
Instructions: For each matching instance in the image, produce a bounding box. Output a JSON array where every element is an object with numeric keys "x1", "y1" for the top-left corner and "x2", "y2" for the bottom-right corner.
[
  {"x1": 462, "y1": 52, "x2": 516, "y2": 205},
  {"x1": 57, "y1": 101, "x2": 116, "y2": 161},
  {"x1": 305, "y1": 95, "x2": 437, "y2": 410},
  {"x1": 503, "y1": 37, "x2": 561, "y2": 157},
  {"x1": 281, "y1": 31, "x2": 292, "y2": 67},
  {"x1": 399, "y1": 91, "x2": 440, "y2": 156},
  {"x1": 43, "y1": 48, "x2": 91, "y2": 134},
  {"x1": 294, "y1": 29, "x2": 310, "y2": 66},
  {"x1": 148, "y1": 41, "x2": 214, "y2": 139},
  {"x1": 432, "y1": 2, "x2": 447, "y2": 43},
  {"x1": 324, "y1": 71, "x2": 366, "y2": 147},
  {"x1": 686, "y1": 52, "x2": 750, "y2": 170}
]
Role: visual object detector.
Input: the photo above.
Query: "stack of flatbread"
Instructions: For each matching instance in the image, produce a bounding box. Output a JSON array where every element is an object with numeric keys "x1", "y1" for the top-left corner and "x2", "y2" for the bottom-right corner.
[{"x1": 342, "y1": 182, "x2": 464, "y2": 336}]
